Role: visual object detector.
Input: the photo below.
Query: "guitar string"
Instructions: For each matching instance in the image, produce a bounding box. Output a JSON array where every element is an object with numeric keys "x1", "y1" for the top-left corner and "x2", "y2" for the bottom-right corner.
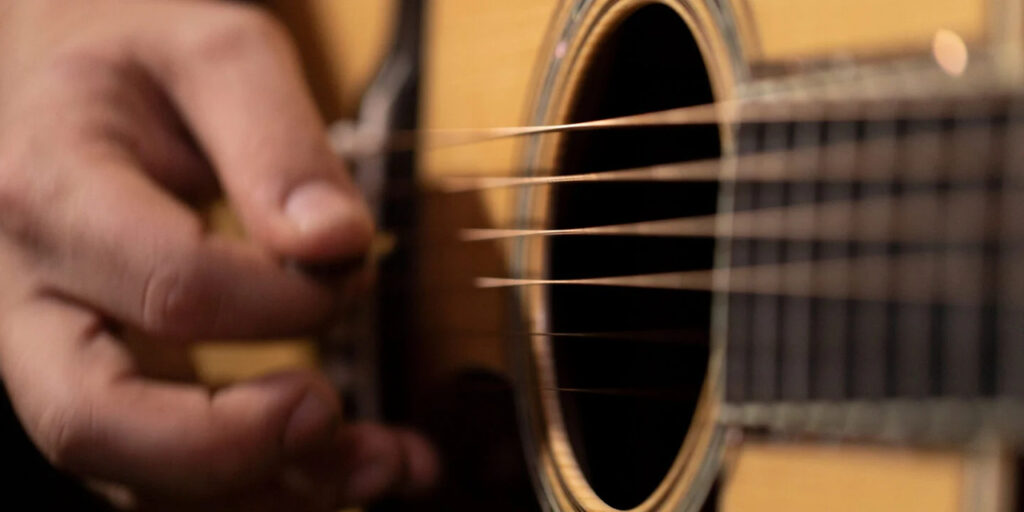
[
  {"x1": 335, "y1": 92, "x2": 1014, "y2": 155},
  {"x1": 384, "y1": 329, "x2": 708, "y2": 343},
  {"x1": 459, "y1": 187, "x2": 1005, "y2": 243},
  {"x1": 375, "y1": 97, "x2": 1021, "y2": 401},
  {"x1": 367, "y1": 99, "x2": 1018, "y2": 307},
  {"x1": 325, "y1": 74, "x2": 1024, "y2": 401},
  {"x1": 434, "y1": 124, "x2": 998, "y2": 192},
  {"x1": 526, "y1": 329, "x2": 708, "y2": 342},
  {"x1": 540, "y1": 387, "x2": 699, "y2": 398},
  {"x1": 475, "y1": 251, "x2": 997, "y2": 305}
]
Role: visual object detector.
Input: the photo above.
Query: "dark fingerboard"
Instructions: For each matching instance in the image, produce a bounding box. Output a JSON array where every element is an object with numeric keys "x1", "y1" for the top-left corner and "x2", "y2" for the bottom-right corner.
[{"x1": 721, "y1": 95, "x2": 1021, "y2": 438}]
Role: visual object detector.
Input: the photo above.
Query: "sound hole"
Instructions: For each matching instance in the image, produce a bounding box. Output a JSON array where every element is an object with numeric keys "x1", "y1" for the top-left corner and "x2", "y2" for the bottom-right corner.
[{"x1": 546, "y1": 5, "x2": 719, "y2": 509}]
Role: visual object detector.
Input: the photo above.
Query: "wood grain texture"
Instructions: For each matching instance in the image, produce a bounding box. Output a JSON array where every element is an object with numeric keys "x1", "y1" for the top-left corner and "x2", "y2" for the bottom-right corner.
[
  {"x1": 733, "y1": 0, "x2": 986, "y2": 63},
  {"x1": 413, "y1": 0, "x2": 560, "y2": 378},
  {"x1": 420, "y1": 0, "x2": 558, "y2": 184},
  {"x1": 268, "y1": 0, "x2": 397, "y2": 119},
  {"x1": 721, "y1": 442, "x2": 968, "y2": 512}
]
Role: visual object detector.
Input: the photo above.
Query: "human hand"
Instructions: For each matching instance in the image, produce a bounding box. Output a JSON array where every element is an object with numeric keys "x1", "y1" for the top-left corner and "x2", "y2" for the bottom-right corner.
[{"x1": 0, "y1": 0, "x2": 435, "y2": 509}]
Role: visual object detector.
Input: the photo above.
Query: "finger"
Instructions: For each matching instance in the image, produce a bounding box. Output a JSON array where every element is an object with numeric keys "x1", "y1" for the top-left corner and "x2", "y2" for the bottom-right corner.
[
  {"x1": 0, "y1": 295, "x2": 342, "y2": 496},
  {"x1": 98, "y1": 61, "x2": 220, "y2": 203},
  {"x1": 335, "y1": 424, "x2": 407, "y2": 504},
  {"x1": 137, "y1": 2, "x2": 373, "y2": 262},
  {"x1": 394, "y1": 429, "x2": 441, "y2": 496},
  {"x1": 13, "y1": 147, "x2": 337, "y2": 340},
  {"x1": 136, "y1": 482, "x2": 331, "y2": 512},
  {"x1": 7, "y1": 44, "x2": 218, "y2": 204},
  {"x1": 154, "y1": 425, "x2": 439, "y2": 512},
  {"x1": 294, "y1": 423, "x2": 439, "y2": 507}
]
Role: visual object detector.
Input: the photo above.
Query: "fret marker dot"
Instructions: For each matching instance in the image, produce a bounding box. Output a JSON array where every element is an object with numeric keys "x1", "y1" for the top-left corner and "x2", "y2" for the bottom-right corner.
[{"x1": 933, "y1": 29, "x2": 968, "y2": 77}]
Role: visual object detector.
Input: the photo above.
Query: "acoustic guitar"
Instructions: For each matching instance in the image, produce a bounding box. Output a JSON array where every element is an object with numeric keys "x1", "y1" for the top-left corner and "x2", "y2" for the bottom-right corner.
[{"x1": 214, "y1": 1, "x2": 1024, "y2": 511}]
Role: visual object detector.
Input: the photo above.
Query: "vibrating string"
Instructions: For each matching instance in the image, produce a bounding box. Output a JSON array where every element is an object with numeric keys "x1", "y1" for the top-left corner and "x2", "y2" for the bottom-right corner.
[
  {"x1": 410, "y1": 328, "x2": 708, "y2": 343},
  {"x1": 527, "y1": 328, "x2": 707, "y2": 343},
  {"x1": 436, "y1": 124, "x2": 1001, "y2": 192},
  {"x1": 362, "y1": 94, "x2": 1020, "y2": 310},
  {"x1": 334, "y1": 92, "x2": 1016, "y2": 156},
  {"x1": 475, "y1": 251, "x2": 1000, "y2": 305},
  {"x1": 540, "y1": 387, "x2": 699, "y2": 398},
  {"x1": 460, "y1": 188, "x2": 1010, "y2": 243}
]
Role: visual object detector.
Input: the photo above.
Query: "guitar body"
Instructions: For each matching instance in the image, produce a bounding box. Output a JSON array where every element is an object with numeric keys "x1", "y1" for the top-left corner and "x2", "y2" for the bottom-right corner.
[{"x1": 272, "y1": 1, "x2": 1024, "y2": 511}]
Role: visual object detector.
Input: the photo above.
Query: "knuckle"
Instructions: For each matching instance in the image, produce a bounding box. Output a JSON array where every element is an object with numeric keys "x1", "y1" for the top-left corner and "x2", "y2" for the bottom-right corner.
[
  {"x1": 37, "y1": 397, "x2": 94, "y2": 471},
  {"x1": 140, "y1": 225, "x2": 213, "y2": 338},
  {"x1": 45, "y1": 46, "x2": 122, "y2": 84},
  {"x1": 184, "y1": 5, "x2": 288, "y2": 64},
  {"x1": 0, "y1": 146, "x2": 45, "y2": 251},
  {"x1": 39, "y1": 42, "x2": 133, "y2": 102},
  {"x1": 0, "y1": 156, "x2": 28, "y2": 237}
]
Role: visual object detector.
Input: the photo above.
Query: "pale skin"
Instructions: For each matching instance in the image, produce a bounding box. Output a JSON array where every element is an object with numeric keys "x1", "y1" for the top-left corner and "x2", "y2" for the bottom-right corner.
[{"x1": 0, "y1": 0, "x2": 436, "y2": 510}]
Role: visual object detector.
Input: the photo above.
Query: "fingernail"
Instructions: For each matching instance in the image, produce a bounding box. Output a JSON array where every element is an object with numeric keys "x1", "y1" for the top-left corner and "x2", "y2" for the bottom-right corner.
[
  {"x1": 284, "y1": 181, "x2": 356, "y2": 237},
  {"x1": 284, "y1": 392, "x2": 338, "y2": 456}
]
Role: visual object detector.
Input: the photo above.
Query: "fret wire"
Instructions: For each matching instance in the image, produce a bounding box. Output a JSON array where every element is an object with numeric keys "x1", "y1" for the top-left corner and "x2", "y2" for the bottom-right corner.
[
  {"x1": 997, "y1": 100, "x2": 1024, "y2": 395},
  {"x1": 780, "y1": 101, "x2": 822, "y2": 402},
  {"x1": 942, "y1": 105, "x2": 995, "y2": 395},
  {"x1": 851, "y1": 98, "x2": 897, "y2": 398}
]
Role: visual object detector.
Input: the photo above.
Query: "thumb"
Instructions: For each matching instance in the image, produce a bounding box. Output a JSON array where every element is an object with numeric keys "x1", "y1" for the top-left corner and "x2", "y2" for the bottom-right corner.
[{"x1": 139, "y1": 3, "x2": 373, "y2": 261}]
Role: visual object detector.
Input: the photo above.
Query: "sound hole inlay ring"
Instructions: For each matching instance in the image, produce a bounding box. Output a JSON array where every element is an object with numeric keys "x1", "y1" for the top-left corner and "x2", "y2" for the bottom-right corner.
[{"x1": 511, "y1": 2, "x2": 731, "y2": 511}]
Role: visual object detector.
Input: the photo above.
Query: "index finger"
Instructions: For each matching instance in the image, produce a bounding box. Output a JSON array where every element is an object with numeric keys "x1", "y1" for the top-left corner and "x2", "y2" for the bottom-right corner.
[{"x1": 135, "y1": 2, "x2": 374, "y2": 262}]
